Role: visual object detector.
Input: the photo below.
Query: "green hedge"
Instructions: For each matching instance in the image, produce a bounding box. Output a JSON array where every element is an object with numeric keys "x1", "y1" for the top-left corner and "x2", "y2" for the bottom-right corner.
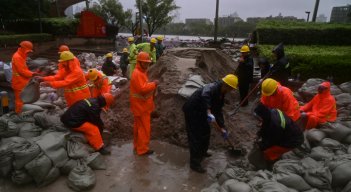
[
  {"x1": 256, "y1": 21, "x2": 351, "y2": 45},
  {"x1": 0, "y1": 33, "x2": 54, "y2": 45},
  {"x1": 258, "y1": 45, "x2": 351, "y2": 84},
  {"x1": 4, "y1": 18, "x2": 79, "y2": 36}
]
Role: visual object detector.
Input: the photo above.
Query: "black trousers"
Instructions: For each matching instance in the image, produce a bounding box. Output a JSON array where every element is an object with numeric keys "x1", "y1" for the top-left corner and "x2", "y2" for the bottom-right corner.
[
  {"x1": 183, "y1": 108, "x2": 211, "y2": 167},
  {"x1": 239, "y1": 80, "x2": 250, "y2": 106}
]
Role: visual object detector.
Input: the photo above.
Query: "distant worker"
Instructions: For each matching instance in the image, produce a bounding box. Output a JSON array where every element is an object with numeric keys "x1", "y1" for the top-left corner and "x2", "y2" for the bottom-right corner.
[
  {"x1": 236, "y1": 45, "x2": 253, "y2": 107},
  {"x1": 269, "y1": 42, "x2": 291, "y2": 86},
  {"x1": 11, "y1": 41, "x2": 40, "y2": 114},
  {"x1": 300, "y1": 81, "x2": 337, "y2": 129},
  {"x1": 136, "y1": 38, "x2": 157, "y2": 64},
  {"x1": 260, "y1": 78, "x2": 300, "y2": 122},
  {"x1": 86, "y1": 68, "x2": 111, "y2": 98},
  {"x1": 101, "y1": 53, "x2": 117, "y2": 76},
  {"x1": 155, "y1": 36, "x2": 165, "y2": 60},
  {"x1": 182, "y1": 74, "x2": 238, "y2": 173},
  {"x1": 38, "y1": 51, "x2": 91, "y2": 107},
  {"x1": 249, "y1": 103, "x2": 303, "y2": 168},
  {"x1": 119, "y1": 48, "x2": 129, "y2": 77},
  {"x1": 128, "y1": 37, "x2": 138, "y2": 78},
  {"x1": 61, "y1": 93, "x2": 115, "y2": 155},
  {"x1": 130, "y1": 52, "x2": 159, "y2": 156}
]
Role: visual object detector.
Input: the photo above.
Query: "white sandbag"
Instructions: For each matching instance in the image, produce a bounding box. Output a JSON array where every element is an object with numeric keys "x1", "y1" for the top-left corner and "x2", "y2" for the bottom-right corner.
[
  {"x1": 303, "y1": 166, "x2": 332, "y2": 190},
  {"x1": 67, "y1": 162, "x2": 96, "y2": 191},
  {"x1": 11, "y1": 169, "x2": 33, "y2": 185},
  {"x1": 21, "y1": 78, "x2": 40, "y2": 104},
  {"x1": 319, "y1": 122, "x2": 351, "y2": 142},
  {"x1": 84, "y1": 152, "x2": 106, "y2": 170},
  {"x1": 35, "y1": 131, "x2": 68, "y2": 167},
  {"x1": 218, "y1": 166, "x2": 247, "y2": 185},
  {"x1": 306, "y1": 129, "x2": 326, "y2": 145},
  {"x1": 273, "y1": 159, "x2": 303, "y2": 175},
  {"x1": 309, "y1": 146, "x2": 334, "y2": 161},
  {"x1": 18, "y1": 123, "x2": 42, "y2": 139},
  {"x1": 25, "y1": 152, "x2": 52, "y2": 185},
  {"x1": 220, "y1": 179, "x2": 251, "y2": 192},
  {"x1": 274, "y1": 172, "x2": 312, "y2": 191},
  {"x1": 12, "y1": 142, "x2": 41, "y2": 170},
  {"x1": 320, "y1": 138, "x2": 342, "y2": 149}
]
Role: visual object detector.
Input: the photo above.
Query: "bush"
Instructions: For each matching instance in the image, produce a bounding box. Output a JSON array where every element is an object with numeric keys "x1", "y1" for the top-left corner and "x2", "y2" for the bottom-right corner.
[
  {"x1": 0, "y1": 34, "x2": 54, "y2": 45},
  {"x1": 256, "y1": 21, "x2": 351, "y2": 45},
  {"x1": 258, "y1": 45, "x2": 351, "y2": 84},
  {"x1": 4, "y1": 18, "x2": 79, "y2": 36}
]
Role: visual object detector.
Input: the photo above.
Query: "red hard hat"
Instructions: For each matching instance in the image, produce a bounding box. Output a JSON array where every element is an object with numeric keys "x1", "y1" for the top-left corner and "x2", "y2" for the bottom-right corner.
[
  {"x1": 19, "y1": 41, "x2": 33, "y2": 52},
  {"x1": 102, "y1": 93, "x2": 115, "y2": 108},
  {"x1": 58, "y1": 45, "x2": 70, "y2": 53},
  {"x1": 137, "y1": 52, "x2": 151, "y2": 63}
]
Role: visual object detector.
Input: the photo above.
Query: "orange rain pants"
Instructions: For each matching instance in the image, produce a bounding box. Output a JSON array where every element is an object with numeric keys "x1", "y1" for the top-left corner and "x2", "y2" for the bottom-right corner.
[
  {"x1": 263, "y1": 145, "x2": 291, "y2": 162},
  {"x1": 133, "y1": 114, "x2": 151, "y2": 155},
  {"x1": 73, "y1": 122, "x2": 103, "y2": 150},
  {"x1": 11, "y1": 48, "x2": 34, "y2": 114}
]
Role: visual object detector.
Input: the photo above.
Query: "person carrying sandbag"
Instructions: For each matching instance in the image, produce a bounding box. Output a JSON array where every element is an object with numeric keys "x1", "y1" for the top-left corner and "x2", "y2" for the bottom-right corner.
[
  {"x1": 36, "y1": 51, "x2": 91, "y2": 107},
  {"x1": 300, "y1": 81, "x2": 337, "y2": 130},
  {"x1": 11, "y1": 41, "x2": 41, "y2": 114},
  {"x1": 182, "y1": 74, "x2": 238, "y2": 173},
  {"x1": 249, "y1": 103, "x2": 304, "y2": 169},
  {"x1": 60, "y1": 93, "x2": 116, "y2": 155},
  {"x1": 85, "y1": 68, "x2": 111, "y2": 98}
]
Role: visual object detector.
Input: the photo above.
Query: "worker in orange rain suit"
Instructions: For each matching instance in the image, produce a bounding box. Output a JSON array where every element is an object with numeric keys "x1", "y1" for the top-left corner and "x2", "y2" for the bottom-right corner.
[
  {"x1": 11, "y1": 41, "x2": 41, "y2": 114},
  {"x1": 300, "y1": 81, "x2": 337, "y2": 129},
  {"x1": 86, "y1": 68, "x2": 111, "y2": 98},
  {"x1": 260, "y1": 78, "x2": 301, "y2": 122},
  {"x1": 61, "y1": 93, "x2": 116, "y2": 155},
  {"x1": 130, "y1": 52, "x2": 159, "y2": 156},
  {"x1": 38, "y1": 51, "x2": 91, "y2": 106}
]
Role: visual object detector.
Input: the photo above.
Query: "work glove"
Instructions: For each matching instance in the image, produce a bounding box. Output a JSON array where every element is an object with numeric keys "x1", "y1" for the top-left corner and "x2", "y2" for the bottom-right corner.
[
  {"x1": 221, "y1": 129, "x2": 229, "y2": 140},
  {"x1": 207, "y1": 113, "x2": 215, "y2": 123},
  {"x1": 33, "y1": 76, "x2": 44, "y2": 83}
]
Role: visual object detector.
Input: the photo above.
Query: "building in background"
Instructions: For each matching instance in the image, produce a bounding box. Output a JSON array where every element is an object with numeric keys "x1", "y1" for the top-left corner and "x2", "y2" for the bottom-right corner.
[
  {"x1": 185, "y1": 18, "x2": 212, "y2": 25},
  {"x1": 330, "y1": 5, "x2": 351, "y2": 23},
  {"x1": 218, "y1": 16, "x2": 243, "y2": 27},
  {"x1": 65, "y1": 5, "x2": 74, "y2": 18},
  {"x1": 316, "y1": 14, "x2": 327, "y2": 23},
  {"x1": 247, "y1": 14, "x2": 304, "y2": 24}
]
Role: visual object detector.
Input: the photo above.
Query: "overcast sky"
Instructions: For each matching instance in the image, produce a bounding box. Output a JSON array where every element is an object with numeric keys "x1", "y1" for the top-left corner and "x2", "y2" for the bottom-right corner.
[{"x1": 116, "y1": 0, "x2": 350, "y2": 22}]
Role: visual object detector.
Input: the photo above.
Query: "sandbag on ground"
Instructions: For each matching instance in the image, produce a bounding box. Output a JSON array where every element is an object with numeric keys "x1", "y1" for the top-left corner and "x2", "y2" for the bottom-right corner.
[
  {"x1": 84, "y1": 152, "x2": 106, "y2": 170},
  {"x1": 33, "y1": 112, "x2": 67, "y2": 132},
  {"x1": 335, "y1": 93, "x2": 351, "y2": 108},
  {"x1": 38, "y1": 167, "x2": 60, "y2": 187},
  {"x1": 12, "y1": 142, "x2": 41, "y2": 170},
  {"x1": 273, "y1": 159, "x2": 304, "y2": 175},
  {"x1": 303, "y1": 166, "x2": 332, "y2": 191},
  {"x1": 309, "y1": 146, "x2": 334, "y2": 161},
  {"x1": 306, "y1": 129, "x2": 327, "y2": 146},
  {"x1": 0, "y1": 118, "x2": 18, "y2": 138},
  {"x1": 341, "y1": 181, "x2": 351, "y2": 192},
  {"x1": 25, "y1": 152, "x2": 52, "y2": 185},
  {"x1": 67, "y1": 162, "x2": 96, "y2": 191},
  {"x1": 274, "y1": 172, "x2": 312, "y2": 191},
  {"x1": 67, "y1": 135, "x2": 93, "y2": 159},
  {"x1": 253, "y1": 180, "x2": 291, "y2": 192},
  {"x1": 326, "y1": 154, "x2": 351, "y2": 188},
  {"x1": 60, "y1": 159, "x2": 80, "y2": 175},
  {"x1": 339, "y1": 81, "x2": 351, "y2": 94},
  {"x1": 11, "y1": 169, "x2": 33, "y2": 185},
  {"x1": 22, "y1": 104, "x2": 44, "y2": 113},
  {"x1": 320, "y1": 138, "x2": 343, "y2": 150},
  {"x1": 319, "y1": 123, "x2": 351, "y2": 142},
  {"x1": 35, "y1": 131, "x2": 68, "y2": 167},
  {"x1": 18, "y1": 123, "x2": 42, "y2": 139},
  {"x1": 220, "y1": 179, "x2": 251, "y2": 192},
  {"x1": 201, "y1": 183, "x2": 220, "y2": 192},
  {"x1": 0, "y1": 149, "x2": 12, "y2": 177}
]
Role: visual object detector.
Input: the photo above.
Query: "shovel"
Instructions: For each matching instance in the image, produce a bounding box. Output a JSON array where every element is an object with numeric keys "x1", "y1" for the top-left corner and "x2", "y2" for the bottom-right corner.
[{"x1": 211, "y1": 121, "x2": 245, "y2": 156}]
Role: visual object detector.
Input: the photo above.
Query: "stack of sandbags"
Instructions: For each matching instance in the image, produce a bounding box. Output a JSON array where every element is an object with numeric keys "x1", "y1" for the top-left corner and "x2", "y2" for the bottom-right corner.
[{"x1": 0, "y1": 110, "x2": 106, "y2": 190}]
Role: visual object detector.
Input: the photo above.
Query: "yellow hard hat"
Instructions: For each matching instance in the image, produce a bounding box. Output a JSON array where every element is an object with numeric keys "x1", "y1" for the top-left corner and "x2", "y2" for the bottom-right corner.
[
  {"x1": 261, "y1": 78, "x2": 278, "y2": 96},
  {"x1": 59, "y1": 51, "x2": 74, "y2": 62},
  {"x1": 122, "y1": 48, "x2": 128, "y2": 53},
  {"x1": 106, "y1": 53, "x2": 113, "y2": 58},
  {"x1": 128, "y1": 37, "x2": 134, "y2": 42},
  {"x1": 150, "y1": 38, "x2": 157, "y2": 44},
  {"x1": 157, "y1": 35, "x2": 164, "y2": 41},
  {"x1": 222, "y1": 74, "x2": 238, "y2": 89},
  {"x1": 88, "y1": 68, "x2": 99, "y2": 81},
  {"x1": 240, "y1": 45, "x2": 250, "y2": 53}
]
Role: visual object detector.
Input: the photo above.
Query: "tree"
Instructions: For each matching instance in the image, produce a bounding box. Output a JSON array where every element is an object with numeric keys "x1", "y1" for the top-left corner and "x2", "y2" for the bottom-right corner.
[
  {"x1": 0, "y1": 0, "x2": 50, "y2": 20},
  {"x1": 136, "y1": 0, "x2": 180, "y2": 36},
  {"x1": 90, "y1": 0, "x2": 132, "y2": 35}
]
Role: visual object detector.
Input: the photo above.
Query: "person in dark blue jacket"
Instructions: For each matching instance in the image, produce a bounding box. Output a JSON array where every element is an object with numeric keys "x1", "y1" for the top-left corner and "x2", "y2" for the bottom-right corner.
[
  {"x1": 236, "y1": 45, "x2": 254, "y2": 107},
  {"x1": 182, "y1": 74, "x2": 238, "y2": 173},
  {"x1": 269, "y1": 42, "x2": 291, "y2": 86}
]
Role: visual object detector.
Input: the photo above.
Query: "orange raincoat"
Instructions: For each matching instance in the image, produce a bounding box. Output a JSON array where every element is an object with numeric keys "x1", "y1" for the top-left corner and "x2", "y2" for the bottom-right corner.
[
  {"x1": 130, "y1": 63, "x2": 157, "y2": 155},
  {"x1": 11, "y1": 48, "x2": 34, "y2": 113},
  {"x1": 261, "y1": 84, "x2": 300, "y2": 121},
  {"x1": 300, "y1": 82, "x2": 337, "y2": 129},
  {"x1": 85, "y1": 72, "x2": 111, "y2": 98},
  {"x1": 43, "y1": 57, "x2": 90, "y2": 106}
]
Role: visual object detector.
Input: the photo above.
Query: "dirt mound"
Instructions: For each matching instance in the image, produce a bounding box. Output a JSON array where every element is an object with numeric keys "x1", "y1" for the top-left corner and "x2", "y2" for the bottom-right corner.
[{"x1": 105, "y1": 48, "x2": 257, "y2": 149}]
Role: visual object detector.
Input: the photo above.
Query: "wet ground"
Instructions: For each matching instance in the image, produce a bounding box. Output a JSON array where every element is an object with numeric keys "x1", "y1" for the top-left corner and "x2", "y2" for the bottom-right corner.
[{"x1": 1, "y1": 140, "x2": 238, "y2": 192}]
